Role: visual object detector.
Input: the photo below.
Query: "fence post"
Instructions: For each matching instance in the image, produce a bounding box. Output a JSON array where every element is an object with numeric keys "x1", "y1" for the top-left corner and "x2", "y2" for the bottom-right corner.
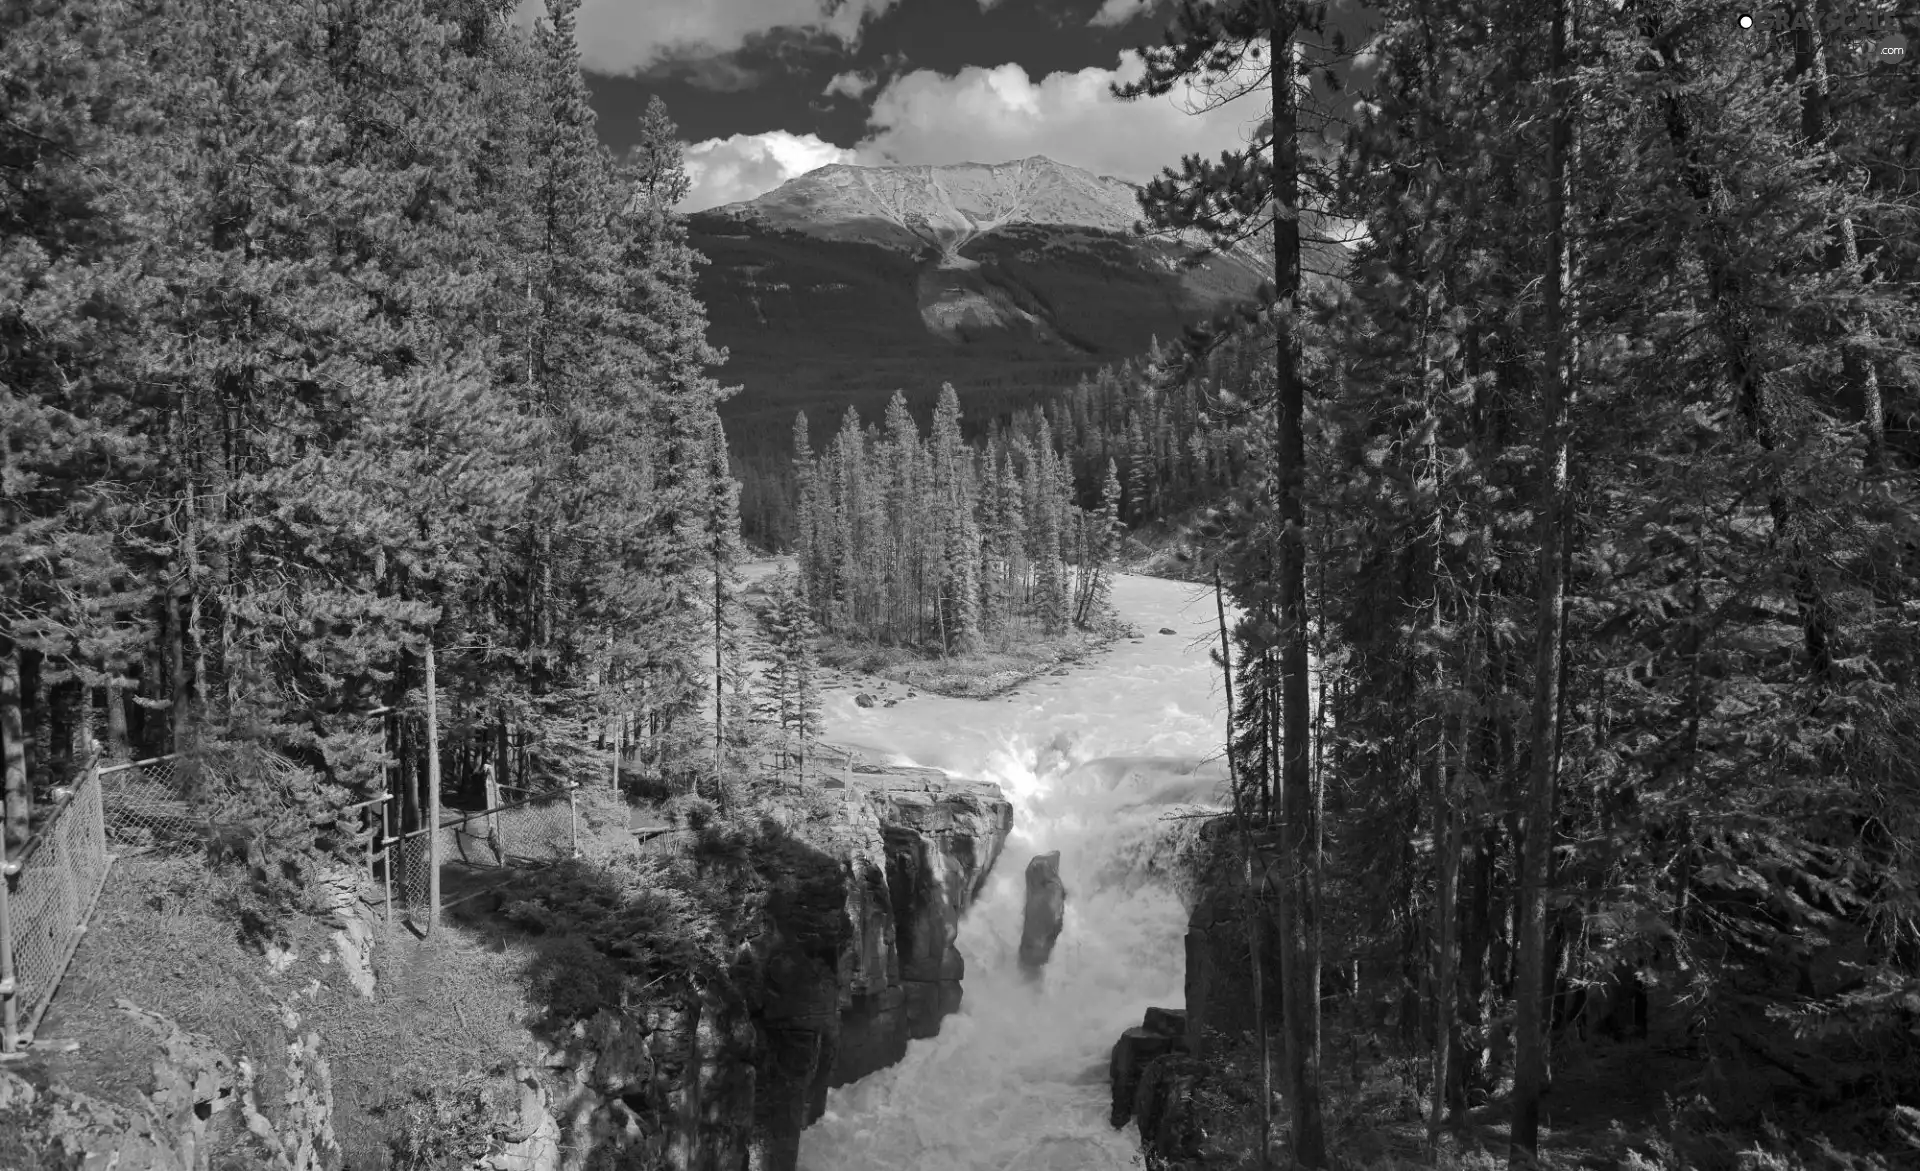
[
  {"x1": 611, "y1": 718, "x2": 620, "y2": 795},
  {"x1": 483, "y1": 762, "x2": 501, "y2": 865},
  {"x1": 0, "y1": 821, "x2": 16, "y2": 1054},
  {"x1": 425, "y1": 642, "x2": 441, "y2": 938},
  {"x1": 380, "y1": 796, "x2": 393, "y2": 934},
  {"x1": 567, "y1": 784, "x2": 579, "y2": 860}
]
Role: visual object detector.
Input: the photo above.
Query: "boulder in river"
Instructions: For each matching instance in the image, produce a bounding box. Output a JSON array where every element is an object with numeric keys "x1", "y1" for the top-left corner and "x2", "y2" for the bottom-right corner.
[
  {"x1": 854, "y1": 692, "x2": 877, "y2": 708},
  {"x1": 1159, "y1": 627, "x2": 1177, "y2": 635},
  {"x1": 1017, "y1": 851, "x2": 1068, "y2": 977}
]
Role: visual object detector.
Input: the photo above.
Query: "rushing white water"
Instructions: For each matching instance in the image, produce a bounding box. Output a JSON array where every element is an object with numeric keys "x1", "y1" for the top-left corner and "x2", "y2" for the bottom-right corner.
[{"x1": 796, "y1": 574, "x2": 1234, "y2": 1171}]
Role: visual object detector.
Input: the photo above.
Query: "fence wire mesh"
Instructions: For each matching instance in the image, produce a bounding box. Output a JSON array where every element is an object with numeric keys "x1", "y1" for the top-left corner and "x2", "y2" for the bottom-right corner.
[
  {"x1": 379, "y1": 786, "x2": 578, "y2": 921},
  {"x1": 6, "y1": 763, "x2": 115, "y2": 1047},
  {"x1": 97, "y1": 756, "x2": 197, "y2": 850}
]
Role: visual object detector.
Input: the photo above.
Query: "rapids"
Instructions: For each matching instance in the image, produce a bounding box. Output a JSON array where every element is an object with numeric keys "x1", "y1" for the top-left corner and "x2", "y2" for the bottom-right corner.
[{"x1": 795, "y1": 573, "x2": 1234, "y2": 1171}]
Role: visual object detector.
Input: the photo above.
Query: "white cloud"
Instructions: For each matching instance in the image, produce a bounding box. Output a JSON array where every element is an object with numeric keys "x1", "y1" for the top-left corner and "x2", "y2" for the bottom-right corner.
[
  {"x1": 822, "y1": 70, "x2": 877, "y2": 99},
  {"x1": 516, "y1": 0, "x2": 898, "y2": 76},
  {"x1": 681, "y1": 131, "x2": 861, "y2": 211},
  {"x1": 677, "y1": 54, "x2": 1265, "y2": 212},
  {"x1": 1087, "y1": 0, "x2": 1160, "y2": 27},
  {"x1": 856, "y1": 53, "x2": 1259, "y2": 184}
]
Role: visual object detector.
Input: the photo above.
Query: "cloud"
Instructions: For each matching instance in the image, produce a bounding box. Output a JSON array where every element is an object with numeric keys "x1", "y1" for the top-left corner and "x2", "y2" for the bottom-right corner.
[
  {"x1": 648, "y1": 48, "x2": 765, "y2": 91},
  {"x1": 822, "y1": 69, "x2": 877, "y2": 99},
  {"x1": 856, "y1": 53, "x2": 1259, "y2": 184},
  {"x1": 680, "y1": 131, "x2": 861, "y2": 211},
  {"x1": 1087, "y1": 0, "x2": 1160, "y2": 26},
  {"x1": 676, "y1": 53, "x2": 1264, "y2": 213},
  {"x1": 517, "y1": 0, "x2": 898, "y2": 77}
]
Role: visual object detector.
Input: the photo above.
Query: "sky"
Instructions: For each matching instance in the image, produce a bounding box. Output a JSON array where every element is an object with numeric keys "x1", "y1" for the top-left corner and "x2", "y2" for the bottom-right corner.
[{"x1": 517, "y1": 0, "x2": 1376, "y2": 213}]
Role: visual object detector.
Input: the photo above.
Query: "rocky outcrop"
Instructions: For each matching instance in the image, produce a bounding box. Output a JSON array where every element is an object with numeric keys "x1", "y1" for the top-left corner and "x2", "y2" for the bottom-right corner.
[
  {"x1": 1132, "y1": 1053, "x2": 1206, "y2": 1164},
  {"x1": 1179, "y1": 821, "x2": 1284, "y2": 1058},
  {"x1": 527, "y1": 985, "x2": 762, "y2": 1171},
  {"x1": 1113, "y1": 818, "x2": 1280, "y2": 1166},
  {"x1": 1110, "y1": 1006, "x2": 1187, "y2": 1127},
  {"x1": 444, "y1": 761, "x2": 1011, "y2": 1171},
  {"x1": 11, "y1": 1001, "x2": 339, "y2": 1171},
  {"x1": 754, "y1": 763, "x2": 1012, "y2": 1170},
  {"x1": 1017, "y1": 851, "x2": 1067, "y2": 976}
]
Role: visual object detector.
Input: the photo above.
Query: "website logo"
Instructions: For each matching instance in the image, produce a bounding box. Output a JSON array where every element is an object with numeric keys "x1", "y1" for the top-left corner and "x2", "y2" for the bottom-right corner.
[{"x1": 1738, "y1": 7, "x2": 1912, "y2": 64}]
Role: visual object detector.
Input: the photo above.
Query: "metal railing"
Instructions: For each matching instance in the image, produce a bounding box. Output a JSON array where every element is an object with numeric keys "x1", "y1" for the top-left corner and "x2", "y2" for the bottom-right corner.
[{"x1": 1, "y1": 760, "x2": 117, "y2": 1053}]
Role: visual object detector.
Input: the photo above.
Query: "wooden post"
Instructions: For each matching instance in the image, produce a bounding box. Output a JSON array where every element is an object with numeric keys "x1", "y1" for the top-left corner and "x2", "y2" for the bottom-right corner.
[
  {"x1": 425, "y1": 642, "x2": 441, "y2": 938},
  {"x1": 483, "y1": 761, "x2": 501, "y2": 862},
  {"x1": 611, "y1": 718, "x2": 621, "y2": 795}
]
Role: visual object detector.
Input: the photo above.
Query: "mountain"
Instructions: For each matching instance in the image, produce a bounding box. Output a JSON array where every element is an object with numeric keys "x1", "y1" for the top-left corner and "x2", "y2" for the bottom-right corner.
[{"x1": 689, "y1": 156, "x2": 1274, "y2": 452}]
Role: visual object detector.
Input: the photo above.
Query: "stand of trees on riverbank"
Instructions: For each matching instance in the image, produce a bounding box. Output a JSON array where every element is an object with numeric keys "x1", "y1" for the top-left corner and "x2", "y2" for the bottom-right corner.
[
  {"x1": 788, "y1": 384, "x2": 1125, "y2": 652},
  {"x1": 3, "y1": 0, "x2": 747, "y2": 894},
  {"x1": 1113, "y1": 1, "x2": 1920, "y2": 1168}
]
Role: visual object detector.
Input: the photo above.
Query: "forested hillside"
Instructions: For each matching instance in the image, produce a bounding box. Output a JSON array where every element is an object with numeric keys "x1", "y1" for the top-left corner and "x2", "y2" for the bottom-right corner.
[
  {"x1": 1095, "y1": 0, "x2": 1920, "y2": 1167},
  {"x1": 3, "y1": 0, "x2": 744, "y2": 880},
  {"x1": 8, "y1": 0, "x2": 1920, "y2": 1165}
]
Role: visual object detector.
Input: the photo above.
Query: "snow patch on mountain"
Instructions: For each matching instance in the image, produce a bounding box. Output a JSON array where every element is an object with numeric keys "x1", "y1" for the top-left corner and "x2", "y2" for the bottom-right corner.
[{"x1": 705, "y1": 156, "x2": 1147, "y2": 257}]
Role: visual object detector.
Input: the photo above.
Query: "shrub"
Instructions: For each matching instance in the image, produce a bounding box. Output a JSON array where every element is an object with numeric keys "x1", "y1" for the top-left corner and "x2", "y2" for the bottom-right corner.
[
  {"x1": 665, "y1": 794, "x2": 718, "y2": 831},
  {"x1": 525, "y1": 933, "x2": 625, "y2": 1026},
  {"x1": 383, "y1": 1076, "x2": 499, "y2": 1171}
]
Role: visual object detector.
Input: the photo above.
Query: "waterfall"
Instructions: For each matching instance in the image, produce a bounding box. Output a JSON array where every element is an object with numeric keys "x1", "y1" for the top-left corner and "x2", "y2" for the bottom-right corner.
[{"x1": 797, "y1": 576, "x2": 1231, "y2": 1171}]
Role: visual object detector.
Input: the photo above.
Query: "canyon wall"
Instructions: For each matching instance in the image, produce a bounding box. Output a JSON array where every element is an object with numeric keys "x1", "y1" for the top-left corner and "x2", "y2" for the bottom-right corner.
[{"x1": 525, "y1": 763, "x2": 1012, "y2": 1171}]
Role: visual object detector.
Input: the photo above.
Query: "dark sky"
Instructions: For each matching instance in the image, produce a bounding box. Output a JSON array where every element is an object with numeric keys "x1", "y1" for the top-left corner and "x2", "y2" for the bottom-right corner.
[
  {"x1": 553, "y1": 0, "x2": 1378, "y2": 209},
  {"x1": 586, "y1": 0, "x2": 1166, "y2": 158}
]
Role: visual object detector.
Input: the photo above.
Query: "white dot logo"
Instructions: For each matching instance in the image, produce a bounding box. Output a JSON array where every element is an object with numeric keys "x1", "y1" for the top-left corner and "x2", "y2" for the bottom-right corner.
[{"x1": 1738, "y1": 12, "x2": 1754, "y2": 28}]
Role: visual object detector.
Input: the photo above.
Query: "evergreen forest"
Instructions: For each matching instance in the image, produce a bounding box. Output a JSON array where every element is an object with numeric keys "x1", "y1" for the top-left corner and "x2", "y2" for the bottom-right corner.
[{"x1": 5, "y1": 0, "x2": 1920, "y2": 1167}]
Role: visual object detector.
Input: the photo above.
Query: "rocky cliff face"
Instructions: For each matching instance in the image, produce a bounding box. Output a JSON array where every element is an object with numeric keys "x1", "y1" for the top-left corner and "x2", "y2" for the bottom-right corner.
[
  {"x1": 755, "y1": 764, "x2": 1012, "y2": 1169},
  {"x1": 1113, "y1": 817, "x2": 1279, "y2": 1169},
  {"x1": 519, "y1": 763, "x2": 1012, "y2": 1171}
]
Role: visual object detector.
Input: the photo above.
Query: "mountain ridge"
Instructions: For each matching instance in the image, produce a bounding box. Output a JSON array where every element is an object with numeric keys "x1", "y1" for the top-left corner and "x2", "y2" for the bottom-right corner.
[
  {"x1": 698, "y1": 155, "x2": 1158, "y2": 256},
  {"x1": 689, "y1": 154, "x2": 1291, "y2": 535}
]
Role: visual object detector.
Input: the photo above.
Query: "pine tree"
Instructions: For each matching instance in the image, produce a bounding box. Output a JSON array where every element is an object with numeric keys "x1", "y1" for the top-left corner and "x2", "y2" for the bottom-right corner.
[
  {"x1": 1119, "y1": 0, "x2": 1341, "y2": 1160},
  {"x1": 1076, "y1": 459, "x2": 1125, "y2": 628}
]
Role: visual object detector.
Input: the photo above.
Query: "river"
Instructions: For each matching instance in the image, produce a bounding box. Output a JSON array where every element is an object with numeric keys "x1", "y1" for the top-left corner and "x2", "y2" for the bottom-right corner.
[{"x1": 795, "y1": 572, "x2": 1234, "y2": 1171}]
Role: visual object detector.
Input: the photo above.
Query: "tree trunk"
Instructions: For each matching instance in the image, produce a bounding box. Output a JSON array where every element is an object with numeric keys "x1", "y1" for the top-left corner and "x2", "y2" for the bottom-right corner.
[
  {"x1": 106, "y1": 682, "x2": 130, "y2": 760},
  {"x1": 1428, "y1": 717, "x2": 1461, "y2": 1148},
  {"x1": 2, "y1": 639, "x2": 27, "y2": 848},
  {"x1": 1451, "y1": 830, "x2": 1495, "y2": 1115},
  {"x1": 1271, "y1": 18, "x2": 1326, "y2": 1166},
  {"x1": 1792, "y1": 3, "x2": 1885, "y2": 466},
  {"x1": 1217, "y1": 572, "x2": 1273, "y2": 1170},
  {"x1": 425, "y1": 641, "x2": 441, "y2": 936},
  {"x1": 1509, "y1": 0, "x2": 1576, "y2": 1161}
]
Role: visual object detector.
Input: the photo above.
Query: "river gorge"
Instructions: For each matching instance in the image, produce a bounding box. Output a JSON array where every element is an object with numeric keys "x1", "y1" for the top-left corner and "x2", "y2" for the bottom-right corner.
[{"x1": 795, "y1": 572, "x2": 1232, "y2": 1170}]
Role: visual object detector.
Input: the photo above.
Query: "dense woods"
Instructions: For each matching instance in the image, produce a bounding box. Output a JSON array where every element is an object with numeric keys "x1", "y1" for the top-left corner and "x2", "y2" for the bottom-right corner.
[
  {"x1": 736, "y1": 341, "x2": 1259, "y2": 550},
  {"x1": 2, "y1": 0, "x2": 743, "y2": 897},
  {"x1": 9, "y1": 0, "x2": 1920, "y2": 1165},
  {"x1": 1108, "y1": 0, "x2": 1920, "y2": 1167},
  {"x1": 786, "y1": 383, "x2": 1124, "y2": 653}
]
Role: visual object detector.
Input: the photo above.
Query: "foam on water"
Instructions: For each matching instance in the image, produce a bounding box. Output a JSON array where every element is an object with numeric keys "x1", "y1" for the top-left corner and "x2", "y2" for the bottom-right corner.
[{"x1": 797, "y1": 576, "x2": 1233, "y2": 1171}]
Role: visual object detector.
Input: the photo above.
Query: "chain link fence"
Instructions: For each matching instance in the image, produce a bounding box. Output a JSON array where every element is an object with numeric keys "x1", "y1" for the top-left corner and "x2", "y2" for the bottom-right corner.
[
  {"x1": 2, "y1": 761, "x2": 116, "y2": 1052},
  {"x1": 97, "y1": 755, "x2": 197, "y2": 850},
  {"x1": 379, "y1": 785, "x2": 579, "y2": 923}
]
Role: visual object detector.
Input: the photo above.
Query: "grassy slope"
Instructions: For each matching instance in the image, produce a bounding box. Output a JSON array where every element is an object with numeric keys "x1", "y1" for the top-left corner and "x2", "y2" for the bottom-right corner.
[{"x1": 15, "y1": 852, "x2": 543, "y2": 1170}]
